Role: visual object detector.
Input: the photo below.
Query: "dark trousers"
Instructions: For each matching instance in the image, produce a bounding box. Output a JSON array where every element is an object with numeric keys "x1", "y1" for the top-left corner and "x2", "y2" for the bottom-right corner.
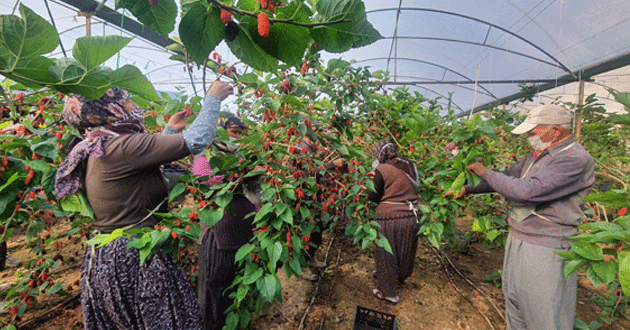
[
  {"x1": 0, "y1": 241, "x2": 6, "y2": 271},
  {"x1": 198, "y1": 231, "x2": 239, "y2": 330},
  {"x1": 374, "y1": 216, "x2": 420, "y2": 298}
]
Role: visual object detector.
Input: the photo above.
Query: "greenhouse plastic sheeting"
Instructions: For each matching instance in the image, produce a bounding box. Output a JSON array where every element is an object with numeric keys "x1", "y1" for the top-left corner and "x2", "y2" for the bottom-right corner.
[{"x1": 2, "y1": 0, "x2": 630, "y2": 114}]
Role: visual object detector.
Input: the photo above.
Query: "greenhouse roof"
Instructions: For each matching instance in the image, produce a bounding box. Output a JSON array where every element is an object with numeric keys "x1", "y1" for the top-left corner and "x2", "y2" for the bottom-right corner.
[{"x1": 2, "y1": 0, "x2": 630, "y2": 114}]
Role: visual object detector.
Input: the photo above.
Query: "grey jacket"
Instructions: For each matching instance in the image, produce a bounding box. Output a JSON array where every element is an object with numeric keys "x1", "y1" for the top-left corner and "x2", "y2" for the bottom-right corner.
[{"x1": 466, "y1": 135, "x2": 595, "y2": 249}]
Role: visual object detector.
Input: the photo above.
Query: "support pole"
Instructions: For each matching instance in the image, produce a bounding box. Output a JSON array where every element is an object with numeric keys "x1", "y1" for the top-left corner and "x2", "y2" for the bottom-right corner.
[
  {"x1": 78, "y1": 12, "x2": 92, "y2": 36},
  {"x1": 575, "y1": 78, "x2": 585, "y2": 139}
]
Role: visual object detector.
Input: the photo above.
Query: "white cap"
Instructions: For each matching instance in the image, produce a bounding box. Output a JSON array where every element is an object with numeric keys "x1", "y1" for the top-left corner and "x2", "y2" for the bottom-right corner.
[{"x1": 511, "y1": 104, "x2": 572, "y2": 135}]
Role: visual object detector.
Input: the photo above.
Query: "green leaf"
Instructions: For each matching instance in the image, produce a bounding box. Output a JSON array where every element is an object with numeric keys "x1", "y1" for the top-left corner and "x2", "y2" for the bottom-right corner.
[
  {"x1": 486, "y1": 229, "x2": 501, "y2": 242},
  {"x1": 591, "y1": 261, "x2": 616, "y2": 284},
  {"x1": 199, "y1": 208, "x2": 223, "y2": 228},
  {"x1": 580, "y1": 190, "x2": 630, "y2": 209},
  {"x1": 243, "y1": 267, "x2": 263, "y2": 285},
  {"x1": 268, "y1": 241, "x2": 283, "y2": 269},
  {"x1": 605, "y1": 113, "x2": 630, "y2": 125},
  {"x1": 259, "y1": 274, "x2": 278, "y2": 302},
  {"x1": 609, "y1": 90, "x2": 630, "y2": 110},
  {"x1": 115, "y1": 0, "x2": 177, "y2": 37},
  {"x1": 31, "y1": 139, "x2": 58, "y2": 159},
  {"x1": 225, "y1": 311, "x2": 239, "y2": 330},
  {"x1": 59, "y1": 192, "x2": 94, "y2": 218},
  {"x1": 241, "y1": 11, "x2": 310, "y2": 67},
  {"x1": 327, "y1": 58, "x2": 350, "y2": 71},
  {"x1": 6, "y1": 56, "x2": 57, "y2": 87},
  {"x1": 239, "y1": 73, "x2": 258, "y2": 84},
  {"x1": 46, "y1": 282, "x2": 64, "y2": 296},
  {"x1": 48, "y1": 57, "x2": 87, "y2": 85},
  {"x1": 226, "y1": 20, "x2": 278, "y2": 72},
  {"x1": 311, "y1": 0, "x2": 382, "y2": 53},
  {"x1": 0, "y1": 172, "x2": 19, "y2": 193},
  {"x1": 169, "y1": 183, "x2": 186, "y2": 202},
  {"x1": 0, "y1": 5, "x2": 58, "y2": 60},
  {"x1": 554, "y1": 251, "x2": 578, "y2": 260},
  {"x1": 73, "y1": 36, "x2": 132, "y2": 71},
  {"x1": 350, "y1": 20, "x2": 382, "y2": 48},
  {"x1": 571, "y1": 241, "x2": 603, "y2": 261},
  {"x1": 449, "y1": 172, "x2": 465, "y2": 195},
  {"x1": 619, "y1": 251, "x2": 630, "y2": 295},
  {"x1": 375, "y1": 234, "x2": 392, "y2": 254},
  {"x1": 178, "y1": 3, "x2": 224, "y2": 65},
  {"x1": 564, "y1": 259, "x2": 589, "y2": 277},
  {"x1": 254, "y1": 203, "x2": 274, "y2": 223},
  {"x1": 585, "y1": 266, "x2": 605, "y2": 287},
  {"x1": 215, "y1": 191, "x2": 234, "y2": 209},
  {"x1": 235, "y1": 243, "x2": 255, "y2": 262},
  {"x1": 96, "y1": 229, "x2": 123, "y2": 248},
  {"x1": 109, "y1": 65, "x2": 159, "y2": 100}
]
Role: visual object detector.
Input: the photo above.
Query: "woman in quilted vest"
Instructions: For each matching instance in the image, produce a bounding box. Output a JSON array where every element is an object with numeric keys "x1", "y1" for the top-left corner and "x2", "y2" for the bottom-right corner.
[{"x1": 368, "y1": 140, "x2": 421, "y2": 304}]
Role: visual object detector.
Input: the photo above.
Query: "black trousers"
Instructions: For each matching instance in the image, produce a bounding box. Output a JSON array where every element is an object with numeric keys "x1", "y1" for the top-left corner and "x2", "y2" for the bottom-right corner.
[
  {"x1": 0, "y1": 241, "x2": 6, "y2": 271},
  {"x1": 197, "y1": 231, "x2": 239, "y2": 330}
]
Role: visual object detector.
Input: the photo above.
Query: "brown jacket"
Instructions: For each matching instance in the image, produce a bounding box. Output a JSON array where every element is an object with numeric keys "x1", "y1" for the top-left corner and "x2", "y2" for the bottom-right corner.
[{"x1": 85, "y1": 133, "x2": 189, "y2": 233}]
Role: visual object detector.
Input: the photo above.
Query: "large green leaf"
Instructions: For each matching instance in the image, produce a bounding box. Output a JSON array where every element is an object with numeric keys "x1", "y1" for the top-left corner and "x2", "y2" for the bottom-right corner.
[
  {"x1": 8, "y1": 56, "x2": 57, "y2": 87},
  {"x1": 571, "y1": 241, "x2": 604, "y2": 261},
  {"x1": 580, "y1": 190, "x2": 630, "y2": 209},
  {"x1": 178, "y1": 3, "x2": 225, "y2": 65},
  {"x1": 52, "y1": 63, "x2": 112, "y2": 99},
  {"x1": 115, "y1": 0, "x2": 177, "y2": 37},
  {"x1": 109, "y1": 65, "x2": 159, "y2": 100},
  {"x1": 619, "y1": 251, "x2": 630, "y2": 295},
  {"x1": 591, "y1": 261, "x2": 616, "y2": 285},
  {"x1": 240, "y1": 15, "x2": 309, "y2": 68},
  {"x1": 227, "y1": 23, "x2": 278, "y2": 72},
  {"x1": 236, "y1": 0, "x2": 258, "y2": 12},
  {"x1": 311, "y1": 0, "x2": 382, "y2": 53},
  {"x1": 609, "y1": 90, "x2": 630, "y2": 111},
  {"x1": 605, "y1": 113, "x2": 630, "y2": 126},
  {"x1": 48, "y1": 57, "x2": 88, "y2": 84},
  {"x1": 0, "y1": 4, "x2": 58, "y2": 60},
  {"x1": 350, "y1": 20, "x2": 382, "y2": 49},
  {"x1": 73, "y1": 35, "x2": 133, "y2": 72}
]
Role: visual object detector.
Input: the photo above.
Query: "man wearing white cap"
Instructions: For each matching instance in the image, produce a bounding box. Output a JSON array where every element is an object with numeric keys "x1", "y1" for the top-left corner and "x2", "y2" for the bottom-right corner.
[{"x1": 445, "y1": 104, "x2": 595, "y2": 330}]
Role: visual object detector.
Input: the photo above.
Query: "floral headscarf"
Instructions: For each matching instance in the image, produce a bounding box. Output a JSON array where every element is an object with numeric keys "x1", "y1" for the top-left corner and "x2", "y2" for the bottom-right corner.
[{"x1": 54, "y1": 87, "x2": 145, "y2": 200}]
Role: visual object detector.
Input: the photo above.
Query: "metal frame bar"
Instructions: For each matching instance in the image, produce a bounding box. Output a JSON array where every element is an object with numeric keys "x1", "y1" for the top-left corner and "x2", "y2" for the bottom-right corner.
[
  {"x1": 55, "y1": 0, "x2": 178, "y2": 49},
  {"x1": 353, "y1": 57, "x2": 498, "y2": 99},
  {"x1": 366, "y1": 7, "x2": 573, "y2": 75}
]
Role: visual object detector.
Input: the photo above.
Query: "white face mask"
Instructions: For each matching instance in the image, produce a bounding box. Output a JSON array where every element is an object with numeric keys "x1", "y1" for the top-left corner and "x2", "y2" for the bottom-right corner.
[{"x1": 527, "y1": 127, "x2": 552, "y2": 151}]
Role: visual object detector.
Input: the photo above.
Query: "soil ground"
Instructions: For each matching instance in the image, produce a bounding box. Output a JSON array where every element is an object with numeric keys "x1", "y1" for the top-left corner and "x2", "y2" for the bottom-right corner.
[{"x1": 1, "y1": 219, "x2": 629, "y2": 330}]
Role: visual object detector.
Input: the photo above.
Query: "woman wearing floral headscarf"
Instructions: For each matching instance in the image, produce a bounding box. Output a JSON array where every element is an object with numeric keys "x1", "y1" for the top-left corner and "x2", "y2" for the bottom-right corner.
[
  {"x1": 368, "y1": 140, "x2": 421, "y2": 304},
  {"x1": 54, "y1": 81, "x2": 233, "y2": 330}
]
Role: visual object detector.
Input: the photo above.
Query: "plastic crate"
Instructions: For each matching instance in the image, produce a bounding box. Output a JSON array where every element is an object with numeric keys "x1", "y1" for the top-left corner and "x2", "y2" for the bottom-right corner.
[{"x1": 352, "y1": 305, "x2": 397, "y2": 330}]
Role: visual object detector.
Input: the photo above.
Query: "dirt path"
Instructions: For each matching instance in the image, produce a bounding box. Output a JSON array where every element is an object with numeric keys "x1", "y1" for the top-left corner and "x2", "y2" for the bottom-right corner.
[{"x1": 1, "y1": 223, "x2": 629, "y2": 330}]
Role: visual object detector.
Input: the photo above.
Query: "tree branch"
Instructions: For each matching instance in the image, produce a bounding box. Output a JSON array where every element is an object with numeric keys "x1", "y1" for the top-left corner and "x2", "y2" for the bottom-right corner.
[{"x1": 208, "y1": 0, "x2": 351, "y2": 28}]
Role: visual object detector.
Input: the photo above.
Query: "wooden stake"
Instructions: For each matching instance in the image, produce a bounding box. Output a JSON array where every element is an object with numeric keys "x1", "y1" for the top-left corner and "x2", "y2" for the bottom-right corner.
[{"x1": 575, "y1": 78, "x2": 585, "y2": 139}]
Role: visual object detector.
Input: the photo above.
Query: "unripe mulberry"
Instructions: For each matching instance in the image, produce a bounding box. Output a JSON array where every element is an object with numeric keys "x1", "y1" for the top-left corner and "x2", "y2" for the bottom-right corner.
[
  {"x1": 220, "y1": 10, "x2": 232, "y2": 24},
  {"x1": 258, "y1": 12, "x2": 270, "y2": 37}
]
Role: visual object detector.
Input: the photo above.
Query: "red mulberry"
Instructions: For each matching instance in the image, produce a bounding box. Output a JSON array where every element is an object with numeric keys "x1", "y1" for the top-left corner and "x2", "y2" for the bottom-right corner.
[
  {"x1": 258, "y1": 12, "x2": 270, "y2": 37},
  {"x1": 220, "y1": 10, "x2": 232, "y2": 24}
]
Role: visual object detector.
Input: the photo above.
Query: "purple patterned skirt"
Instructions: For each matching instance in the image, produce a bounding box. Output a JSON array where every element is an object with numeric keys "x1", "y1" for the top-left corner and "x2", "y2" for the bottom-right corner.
[{"x1": 80, "y1": 236, "x2": 201, "y2": 330}]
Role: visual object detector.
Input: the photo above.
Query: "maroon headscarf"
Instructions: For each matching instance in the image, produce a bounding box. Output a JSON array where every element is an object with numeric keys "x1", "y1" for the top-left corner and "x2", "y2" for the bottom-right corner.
[{"x1": 54, "y1": 87, "x2": 145, "y2": 200}]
